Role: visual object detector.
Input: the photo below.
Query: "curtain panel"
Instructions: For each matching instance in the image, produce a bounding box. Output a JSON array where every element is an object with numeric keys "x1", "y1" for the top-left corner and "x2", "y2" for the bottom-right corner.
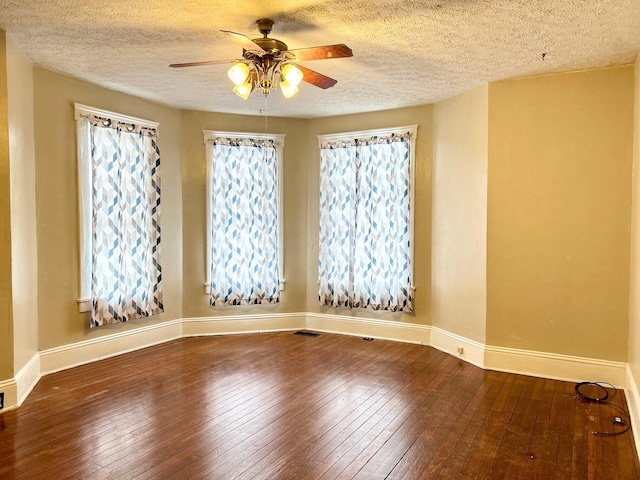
[
  {"x1": 89, "y1": 115, "x2": 163, "y2": 327},
  {"x1": 318, "y1": 131, "x2": 414, "y2": 313},
  {"x1": 209, "y1": 137, "x2": 280, "y2": 306}
]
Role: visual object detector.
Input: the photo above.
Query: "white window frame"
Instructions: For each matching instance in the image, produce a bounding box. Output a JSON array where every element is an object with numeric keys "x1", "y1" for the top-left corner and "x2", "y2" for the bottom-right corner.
[
  {"x1": 317, "y1": 124, "x2": 418, "y2": 295},
  {"x1": 74, "y1": 103, "x2": 159, "y2": 313},
  {"x1": 203, "y1": 130, "x2": 286, "y2": 295}
]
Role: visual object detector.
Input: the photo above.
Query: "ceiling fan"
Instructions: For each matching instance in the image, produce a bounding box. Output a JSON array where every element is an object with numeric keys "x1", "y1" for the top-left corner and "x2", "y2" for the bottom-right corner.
[{"x1": 169, "y1": 18, "x2": 353, "y2": 99}]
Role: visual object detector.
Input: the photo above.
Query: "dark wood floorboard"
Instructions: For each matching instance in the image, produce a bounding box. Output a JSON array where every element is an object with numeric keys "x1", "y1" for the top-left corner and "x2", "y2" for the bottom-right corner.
[{"x1": 0, "y1": 332, "x2": 637, "y2": 479}]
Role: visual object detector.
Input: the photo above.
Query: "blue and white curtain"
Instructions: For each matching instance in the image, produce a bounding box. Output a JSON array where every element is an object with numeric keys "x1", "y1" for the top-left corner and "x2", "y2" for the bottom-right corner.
[
  {"x1": 89, "y1": 115, "x2": 163, "y2": 327},
  {"x1": 209, "y1": 138, "x2": 280, "y2": 306},
  {"x1": 318, "y1": 132, "x2": 413, "y2": 312}
]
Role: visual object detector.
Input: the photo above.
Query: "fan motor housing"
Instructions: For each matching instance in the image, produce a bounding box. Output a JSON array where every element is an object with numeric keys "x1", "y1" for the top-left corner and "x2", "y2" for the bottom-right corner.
[{"x1": 252, "y1": 37, "x2": 288, "y2": 53}]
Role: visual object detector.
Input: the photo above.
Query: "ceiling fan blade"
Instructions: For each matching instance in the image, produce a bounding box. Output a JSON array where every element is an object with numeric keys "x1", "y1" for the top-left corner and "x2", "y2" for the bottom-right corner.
[
  {"x1": 297, "y1": 65, "x2": 338, "y2": 89},
  {"x1": 286, "y1": 44, "x2": 352, "y2": 62},
  {"x1": 169, "y1": 59, "x2": 237, "y2": 68},
  {"x1": 221, "y1": 30, "x2": 266, "y2": 53}
]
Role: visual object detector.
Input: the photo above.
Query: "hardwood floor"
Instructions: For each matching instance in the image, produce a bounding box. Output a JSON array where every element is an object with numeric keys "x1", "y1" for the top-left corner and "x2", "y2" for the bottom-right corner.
[{"x1": 0, "y1": 332, "x2": 638, "y2": 479}]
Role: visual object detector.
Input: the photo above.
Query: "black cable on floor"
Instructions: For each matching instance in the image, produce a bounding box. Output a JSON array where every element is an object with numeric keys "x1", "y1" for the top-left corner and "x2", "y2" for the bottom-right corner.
[
  {"x1": 575, "y1": 381, "x2": 610, "y2": 402},
  {"x1": 574, "y1": 381, "x2": 631, "y2": 437}
]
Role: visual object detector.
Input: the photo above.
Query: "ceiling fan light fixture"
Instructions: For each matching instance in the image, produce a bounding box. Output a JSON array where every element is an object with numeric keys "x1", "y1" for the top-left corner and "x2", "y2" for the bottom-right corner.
[
  {"x1": 170, "y1": 19, "x2": 353, "y2": 101},
  {"x1": 280, "y1": 80, "x2": 299, "y2": 98},
  {"x1": 233, "y1": 81, "x2": 253, "y2": 100},
  {"x1": 281, "y1": 64, "x2": 303, "y2": 87},
  {"x1": 228, "y1": 63, "x2": 250, "y2": 85}
]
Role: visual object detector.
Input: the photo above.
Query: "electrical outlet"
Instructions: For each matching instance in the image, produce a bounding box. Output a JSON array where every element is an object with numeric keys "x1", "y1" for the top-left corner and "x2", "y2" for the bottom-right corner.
[{"x1": 0, "y1": 392, "x2": 4, "y2": 410}]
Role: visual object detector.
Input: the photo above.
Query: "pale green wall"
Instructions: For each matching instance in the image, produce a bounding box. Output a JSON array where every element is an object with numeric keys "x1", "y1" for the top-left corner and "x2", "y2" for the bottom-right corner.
[
  {"x1": 7, "y1": 36, "x2": 38, "y2": 374},
  {"x1": 628, "y1": 54, "x2": 640, "y2": 391},
  {"x1": 487, "y1": 67, "x2": 634, "y2": 361},
  {"x1": 432, "y1": 85, "x2": 488, "y2": 343},
  {"x1": 0, "y1": 32, "x2": 14, "y2": 381}
]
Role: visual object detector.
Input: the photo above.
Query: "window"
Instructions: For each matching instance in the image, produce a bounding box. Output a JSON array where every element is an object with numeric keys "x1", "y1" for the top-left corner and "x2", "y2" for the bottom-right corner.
[
  {"x1": 75, "y1": 104, "x2": 163, "y2": 327},
  {"x1": 204, "y1": 130, "x2": 284, "y2": 306},
  {"x1": 317, "y1": 126, "x2": 417, "y2": 312}
]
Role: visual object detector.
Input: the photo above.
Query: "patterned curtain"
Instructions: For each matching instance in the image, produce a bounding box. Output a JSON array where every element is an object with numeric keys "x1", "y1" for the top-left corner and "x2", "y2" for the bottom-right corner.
[
  {"x1": 318, "y1": 133, "x2": 413, "y2": 312},
  {"x1": 318, "y1": 144, "x2": 356, "y2": 307},
  {"x1": 90, "y1": 115, "x2": 163, "y2": 327},
  {"x1": 209, "y1": 138, "x2": 280, "y2": 306}
]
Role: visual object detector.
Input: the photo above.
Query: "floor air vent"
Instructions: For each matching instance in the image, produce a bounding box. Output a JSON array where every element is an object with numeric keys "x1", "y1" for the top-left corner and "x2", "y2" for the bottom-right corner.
[{"x1": 294, "y1": 331, "x2": 320, "y2": 337}]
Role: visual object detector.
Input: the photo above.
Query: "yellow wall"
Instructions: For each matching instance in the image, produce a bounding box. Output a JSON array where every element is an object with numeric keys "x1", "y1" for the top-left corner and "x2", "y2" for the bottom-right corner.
[
  {"x1": 629, "y1": 55, "x2": 640, "y2": 389},
  {"x1": 6, "y1": 36, "x2": 38, "y2": 374},
  {"x1": 487, "y1": 67, "x2": 634, "y2": 361},
  {"x1": 0, "y1": 32, "x2": 14, "y2": 380},
  {"x1": 306, "y1": 106, "x2": 433, "y2": 325},
  {"x1": 33, "y1": 68, "x2": 183, "y2": 350},
  {"x1": 180, "y1": 110, "x2": 308, "y2": 317},
  {"x1": 432, "y1": 85, "x2": 488, "y2": 343}
]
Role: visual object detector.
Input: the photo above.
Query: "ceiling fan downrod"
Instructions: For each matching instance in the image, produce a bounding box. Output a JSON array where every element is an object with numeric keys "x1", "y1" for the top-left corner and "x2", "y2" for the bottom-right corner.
[{"x1": 256, "y1": 18, "x2": 275, "y2": 37}]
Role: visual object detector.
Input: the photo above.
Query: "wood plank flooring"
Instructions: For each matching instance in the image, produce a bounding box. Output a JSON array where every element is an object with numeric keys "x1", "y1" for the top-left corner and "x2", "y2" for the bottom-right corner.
[{"x1": 0, "y1": 332, "x2": 638, "y2": 479}]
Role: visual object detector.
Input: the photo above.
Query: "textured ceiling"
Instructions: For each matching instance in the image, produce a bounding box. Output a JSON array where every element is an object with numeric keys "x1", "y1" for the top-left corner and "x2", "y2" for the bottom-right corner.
[{"x1": 1, "y1": 0, "x2": 639, "y2": 118}]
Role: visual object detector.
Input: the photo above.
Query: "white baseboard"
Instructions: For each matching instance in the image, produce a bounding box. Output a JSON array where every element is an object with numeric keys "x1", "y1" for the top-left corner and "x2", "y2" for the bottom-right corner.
[
  {"x1": 39, "y1": 319, "x2": 183, "y2": 375},
  {"x1": 626, "y1": 365, "x2": 640, "y2": 459},
  {"x1": 182, "y1": 313, "x2": 305, "y2": 336},
  {"x1": 304, "y1": 315, "x2": 626, "y2": 388},
  {"x1": 3, "y1": 312, "x2": 636, "y2": 421},
  {"x1": 430, "y1": 326, "x2": 485, "y2": 368},
  {"x1": 0, "y1": 354, "x2": 41, "y2": 411},
  {"x1": 305, "y1": 313, "x2": 430, "y2": 345},
  {"x1": 15, "y1": 353, "x2": 40, "y2": 406},
  {"x1": 485, "y1": 345, "x2": 627, "y2": 388}
]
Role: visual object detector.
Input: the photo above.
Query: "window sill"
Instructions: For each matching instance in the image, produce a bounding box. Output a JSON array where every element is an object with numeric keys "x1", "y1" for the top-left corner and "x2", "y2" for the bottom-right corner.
[{"x1": 77, "y1": 298, "x2": 91, "y2": 313}]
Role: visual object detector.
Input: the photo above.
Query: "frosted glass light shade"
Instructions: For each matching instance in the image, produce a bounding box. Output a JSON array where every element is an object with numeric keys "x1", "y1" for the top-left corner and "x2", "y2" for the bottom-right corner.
[
  {"x1": 228, "y1": 63, "x2": 250, "y2": 85},
  {"x1": 280, "y1": 80, "x2": 299, "y2": 98},
  {"x1": 282, "y1": 64, "x2": 303, "y2": 86},
  {"x1": 233, "y1": 82, "x2": 252, "y2": 100}
]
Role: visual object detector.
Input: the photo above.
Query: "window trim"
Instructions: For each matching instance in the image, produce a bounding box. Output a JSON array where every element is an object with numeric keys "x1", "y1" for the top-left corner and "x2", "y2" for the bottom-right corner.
[
  {"x1": 203, "y1": 130, "x2": 286, "y2": 296},
  {"x1": 317, "y1": 124, "x2": 418, "y2": 294},
  {"x1": 74, "y1": 103, "x2": 159, "y2": 313}
]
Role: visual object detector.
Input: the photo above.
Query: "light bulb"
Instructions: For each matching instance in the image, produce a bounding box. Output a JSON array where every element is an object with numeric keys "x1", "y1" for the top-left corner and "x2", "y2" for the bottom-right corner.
[
  {"x1": 228, "y1": 63, "x2": 250, "y2": 86},
  {"x1": 281, "y1": 64, "x2": 303, "y2": 87},
  {"x1": 280, "y1": 80, "x2": 299, "y2": 99},
  {"x1": 233, "y1": 81, "x2": 252, "y2": 100}
]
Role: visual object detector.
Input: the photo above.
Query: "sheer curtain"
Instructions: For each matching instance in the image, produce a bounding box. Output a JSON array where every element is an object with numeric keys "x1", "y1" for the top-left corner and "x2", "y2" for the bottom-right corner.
[
  {"x1": 89, "y1": 115, "x2": 163, "y2": 327},
  {"x1": 209, "y1": 138, "x2": 280, "y2": 306},
  {"x1": 318, "y1": 130, "x2": 414, "y2": 312},
  {"x1": 318, "y1": 144, "x2": 356, "y2": 307}
]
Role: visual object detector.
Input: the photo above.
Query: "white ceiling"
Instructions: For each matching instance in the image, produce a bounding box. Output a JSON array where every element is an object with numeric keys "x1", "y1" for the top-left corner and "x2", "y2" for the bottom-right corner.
[{"x1": 1, "y1": 0, "x2": 639, "y2": 118}]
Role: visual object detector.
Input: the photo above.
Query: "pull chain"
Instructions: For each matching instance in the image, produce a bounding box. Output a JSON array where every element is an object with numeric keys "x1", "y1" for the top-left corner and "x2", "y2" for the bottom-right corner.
[
  {"x1": 263, "y1": 94, "x2": 269, "y2": 165},
  {"x1": 264, "y1": 94, "x2": 268, "y2": 135}
]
